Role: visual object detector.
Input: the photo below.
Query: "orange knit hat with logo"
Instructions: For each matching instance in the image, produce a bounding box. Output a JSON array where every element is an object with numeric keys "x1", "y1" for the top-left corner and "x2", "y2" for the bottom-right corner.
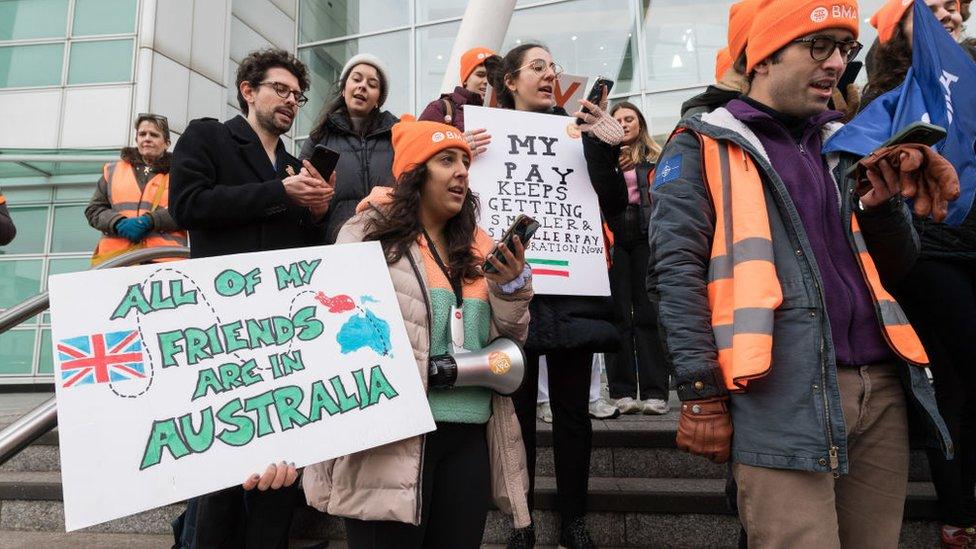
[
  {"x1": 459, "y1": 47, "x2": 495, "y2": 85},
  {"x1": 870, "y1": 0, "x2": 913, "y2": 43},
  {"x1": 746, "y1": 0, "x2": 860, "y2": 73},
  {"x1": 728, "y1": 0, "x2": 763, "y2": 62},
  {"x1": 391, "y1": 114, "x2": 472, "y2": 181}
]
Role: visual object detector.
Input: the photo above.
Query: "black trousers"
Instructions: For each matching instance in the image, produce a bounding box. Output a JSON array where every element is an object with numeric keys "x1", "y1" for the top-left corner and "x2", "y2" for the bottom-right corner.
[
  {"x1": 343, "y1": 422, "x2": 491, "y2": 549},
  {"x1": 896, "y1": 258, "x2": 976, "y2": 527},
  {"x1": 512, "y1": 351, "x2": 592, "y2": 520},
  {"x1": 191, "y1": 482, "x2": 299, "y2": 549},
  {"x1": 604, "y1": 207, "x2": 670, "y2": 400}
]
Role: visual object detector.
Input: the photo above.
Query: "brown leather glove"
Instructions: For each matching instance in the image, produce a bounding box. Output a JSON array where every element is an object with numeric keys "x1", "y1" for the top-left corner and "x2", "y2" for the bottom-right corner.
[
  {"x1": 676, "y1": 396, "x2": 733, "y2": 464},
  {"x1": 855, "y1": 143, "x2": 960, "y2": 223}
]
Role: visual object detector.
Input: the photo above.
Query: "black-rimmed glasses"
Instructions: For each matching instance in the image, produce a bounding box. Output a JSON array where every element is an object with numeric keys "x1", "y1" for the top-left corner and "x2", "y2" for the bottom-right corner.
[
  {"x1": 792, "y1": 36, "x2": 863, "y2": 63},
  {"x1": 257, "y1": 81, "x2": 309, "y2": 106}
]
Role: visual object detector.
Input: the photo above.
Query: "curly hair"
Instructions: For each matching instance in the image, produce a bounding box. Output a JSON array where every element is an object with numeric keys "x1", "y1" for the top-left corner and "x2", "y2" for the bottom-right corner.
[
  {"x1": 863, "y1": 26, "x2": 912, "y2": 105},
  {"x1": 236, "y1": 48, "x2": 309, "y2": 115},
  {"x1": 485, "y1": 43, "x2": 549, "y2": 110},
  {"x1": 364, "y1": 164, "x2": 483, "y2": 283}
]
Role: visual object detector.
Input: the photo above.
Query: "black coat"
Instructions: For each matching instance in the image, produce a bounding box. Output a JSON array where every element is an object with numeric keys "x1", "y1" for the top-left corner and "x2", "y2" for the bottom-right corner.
[
  {"x1": 525, "y1": 107, "x2": 620, "y2": 353},
  {"x1": 169, "y1": 115, "x2": 326, "y2": 258},
  {"x1": 299, "y1": 110, "x2": 398, "y2": 244}
]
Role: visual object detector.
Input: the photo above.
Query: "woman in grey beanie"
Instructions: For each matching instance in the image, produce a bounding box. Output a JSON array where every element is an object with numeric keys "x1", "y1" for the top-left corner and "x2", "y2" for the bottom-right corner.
[{"x1": 300, "y1": 53, "x2": 398, "y2": 243}]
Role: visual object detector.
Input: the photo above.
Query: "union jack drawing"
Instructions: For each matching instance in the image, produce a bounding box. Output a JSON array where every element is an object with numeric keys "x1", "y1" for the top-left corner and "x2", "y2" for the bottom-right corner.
[{"x1": 57, "y1": 330, "x2": 146, "y2": 389}]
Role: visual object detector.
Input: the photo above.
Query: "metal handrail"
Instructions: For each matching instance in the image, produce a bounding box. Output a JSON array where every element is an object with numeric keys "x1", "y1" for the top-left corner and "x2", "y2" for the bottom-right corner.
[{"x1": 0, "y1": 245, "x2": 190, "y2": 466}]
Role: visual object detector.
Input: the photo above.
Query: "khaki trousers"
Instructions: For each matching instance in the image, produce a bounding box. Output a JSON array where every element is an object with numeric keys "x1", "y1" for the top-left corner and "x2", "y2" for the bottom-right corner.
[{"x1": 733, "y1": 365, "x2": 910, "y2": 549}]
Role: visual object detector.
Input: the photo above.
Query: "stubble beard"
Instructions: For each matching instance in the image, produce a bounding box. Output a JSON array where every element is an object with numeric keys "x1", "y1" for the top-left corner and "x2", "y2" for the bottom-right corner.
[{"x1": 256, "y1": 105, "x2": 292, "y2": 137}]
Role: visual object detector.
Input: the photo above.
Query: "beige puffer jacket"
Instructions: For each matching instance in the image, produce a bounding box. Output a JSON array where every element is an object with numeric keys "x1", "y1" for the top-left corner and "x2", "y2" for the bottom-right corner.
[{"x1": 303, "y1": 205, "x2": 533, "y2": 528}]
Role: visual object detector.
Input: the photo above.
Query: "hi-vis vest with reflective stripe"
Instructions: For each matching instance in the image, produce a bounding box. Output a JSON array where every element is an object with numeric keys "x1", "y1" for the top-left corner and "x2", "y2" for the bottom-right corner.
[
  {"x1": 695, "y1": 134, "x2": 928, "y2": 392},
  {"x1": 91, "y1": 160, "x2": 187, "y2": 266}
]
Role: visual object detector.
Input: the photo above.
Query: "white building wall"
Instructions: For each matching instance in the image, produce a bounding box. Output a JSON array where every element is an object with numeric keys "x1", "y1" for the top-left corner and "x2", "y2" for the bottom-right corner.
[
  {"x1": 226, "y1": 0, "x2": 297, "y2": 149},
  {"x1": 136, "y1": 0, "x2": 233, "y2": 141}
]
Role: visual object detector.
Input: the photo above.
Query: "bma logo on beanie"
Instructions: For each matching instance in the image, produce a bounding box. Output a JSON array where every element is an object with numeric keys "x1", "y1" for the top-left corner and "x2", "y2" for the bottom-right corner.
[
  {"x1": 432, "y1": 132, "x2": 445, "y2": 143},
  {"x1": 811, "y1": 3, "x2": 857, "y2": 22},
  {"x1": 747, "y1": 0, "x2": 859, "y2": 73}
]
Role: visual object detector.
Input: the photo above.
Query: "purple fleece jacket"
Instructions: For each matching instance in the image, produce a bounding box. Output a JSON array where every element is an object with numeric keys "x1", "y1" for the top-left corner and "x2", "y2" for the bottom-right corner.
[{"x1": 725, "y1": 99, "x2": 891, "y2": 366}]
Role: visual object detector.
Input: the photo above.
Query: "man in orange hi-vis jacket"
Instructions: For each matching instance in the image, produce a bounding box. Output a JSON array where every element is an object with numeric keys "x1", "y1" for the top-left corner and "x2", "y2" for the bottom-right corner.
[{"x1": 646, "y1": 0, "x2": 953, "y2": 546}]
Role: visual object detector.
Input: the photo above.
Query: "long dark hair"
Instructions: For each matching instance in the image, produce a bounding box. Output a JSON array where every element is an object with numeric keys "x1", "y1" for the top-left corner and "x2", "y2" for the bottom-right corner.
[
  {"x1": 308, "y1": 63, "x2": 388, "y2": 142},
  {"x1": 364, "y1": 164, "x2": 483, "y2": 282},
  {"x1": 485, "y1": 43, "x2": 548, "y2": 110},
  {"x1": 864, "y1": 26, "x2": 912, "y2": 103}
]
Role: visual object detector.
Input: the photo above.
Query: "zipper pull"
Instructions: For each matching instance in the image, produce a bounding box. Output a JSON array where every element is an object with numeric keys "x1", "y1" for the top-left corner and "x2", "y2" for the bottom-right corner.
[{"x1": 828, "y1": 446, "x2": 839, "y2": 470}]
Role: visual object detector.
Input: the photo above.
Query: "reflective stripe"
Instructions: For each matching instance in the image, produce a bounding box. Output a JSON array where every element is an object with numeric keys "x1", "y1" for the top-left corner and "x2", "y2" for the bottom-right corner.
[
  {"x1": 878, "y1": 299, "x2": 911, "y2": 326},
  {"x1": 713, "y1": 307, "x2": 776, "y2": 350},
  {"x1": 719, "y1": 142, "x2": 734, "y2": 259},
  {"x1": 708, "y1": 237, "x2": 776, "y2": 281},
  {"x1": 152, "y1": 233, "x2": 188, "y2": 245},
  {"x1": 852, "y1": 230, "x2": 868, "y2": 253},
  {"x1": 849, "y1": 215, "x2": 928, "y2": 365},
  {"x1": 92, "y1": 160, "x2": 186, "y2": 266}
]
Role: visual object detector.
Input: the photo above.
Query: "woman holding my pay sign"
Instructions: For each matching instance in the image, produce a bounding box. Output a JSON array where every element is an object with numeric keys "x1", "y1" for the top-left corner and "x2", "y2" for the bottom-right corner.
[
  {"x1": 301, "y1": 115, "x2": 534, "y2": 548},
  {"x1": 484, "y1": 43, "x2": 628, "y2": 549}
]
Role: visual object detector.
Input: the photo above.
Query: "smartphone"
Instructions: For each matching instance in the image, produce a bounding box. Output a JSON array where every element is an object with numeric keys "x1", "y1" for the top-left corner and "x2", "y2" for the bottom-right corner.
[
  {"x1": 483, "y1": 215, "x2": 540, "y2": 274},
  {"x1": 828, "y1": 61, "x2": 862, "y2": 110},
  {"x1": 576, "y1": 77, "x2": 614, "y2": 124},
  {"x1": 309, "y1": 144, "x2": 340, "y2": 180},
  {"x1": 845, "y1": 121, "x2": 948, "y2": 181}
]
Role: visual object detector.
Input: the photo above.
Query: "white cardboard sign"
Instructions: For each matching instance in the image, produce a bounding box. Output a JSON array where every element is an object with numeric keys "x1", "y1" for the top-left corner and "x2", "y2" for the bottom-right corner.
[
  {"x1": 465, "y1": 105, "x2": 611, "y2": 296},
  {"x1": 48, "y1": 242, "x2": 434, "y2": 531}
]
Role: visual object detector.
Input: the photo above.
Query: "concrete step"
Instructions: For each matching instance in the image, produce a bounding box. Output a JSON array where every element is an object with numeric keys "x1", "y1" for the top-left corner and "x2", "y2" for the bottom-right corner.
[
  {"x1": 1, "y1": 417, "x2": 935, "y2": 482},
  {"x1": 0, "y1": 471, "x2": 943, "y2": 546}
]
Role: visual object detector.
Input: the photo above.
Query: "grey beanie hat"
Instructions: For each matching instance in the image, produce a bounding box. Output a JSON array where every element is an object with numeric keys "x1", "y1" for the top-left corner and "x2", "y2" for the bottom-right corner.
[{"x1": 340, "y1": 53, "x2": 390, "y2": 107}]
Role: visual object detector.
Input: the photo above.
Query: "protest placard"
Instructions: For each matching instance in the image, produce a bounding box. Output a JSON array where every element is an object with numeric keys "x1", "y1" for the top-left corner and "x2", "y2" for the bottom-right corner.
[
  {"x1": 48, "y1": 242, "x2": 434, "y2": 531},
  {"x1": 465, "y1": 105, "x2": 611, "y2": 296}
]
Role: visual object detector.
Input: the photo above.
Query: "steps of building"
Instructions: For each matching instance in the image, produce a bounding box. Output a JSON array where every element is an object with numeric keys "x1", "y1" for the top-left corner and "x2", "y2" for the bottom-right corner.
[
  {"x1": 0, "y1": 395, "x2": 945, "y2": 546},
  {"x1": 0, "y1": 416, "x2": 935, "y2": 482},
  {"x1": 0, "y1": 470, "x2": 942, "y2": 547}
]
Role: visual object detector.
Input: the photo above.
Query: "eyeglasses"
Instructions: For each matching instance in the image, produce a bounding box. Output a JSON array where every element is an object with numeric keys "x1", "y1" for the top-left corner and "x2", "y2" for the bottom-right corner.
[
  {"x1": 515, "y1": 58, "x2": 564, "y2": 77},
  {"x1": 257, "y1": 81, "x2": 309, "y2": 106},
  {"x1": 137, "y1": 113, "x2": 168, "y2": 123},
  {"x1": 792, "y1": 36, "x2": 863, "y2": 64}
]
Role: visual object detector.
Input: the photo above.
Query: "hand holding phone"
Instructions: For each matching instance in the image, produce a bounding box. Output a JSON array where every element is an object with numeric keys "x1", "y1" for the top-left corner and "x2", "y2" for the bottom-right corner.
[
  {"x1": 852, "y1": 122, "x2": 959, "y2": 222},
  {"x1": 576, "y1": 77, "x2": 614, "y2": 125},
  {"x1": 308, "y1": 144, "x2": 340, "y2": 182},
  {"x1": 484, "y1": 215, "x2": 539, "y2": 276}
]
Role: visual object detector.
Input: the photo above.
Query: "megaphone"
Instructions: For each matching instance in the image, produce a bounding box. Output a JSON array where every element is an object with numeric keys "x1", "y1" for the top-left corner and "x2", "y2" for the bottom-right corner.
[{"x1": 427, "y1": 337, "x2": 526, "y2": 396}]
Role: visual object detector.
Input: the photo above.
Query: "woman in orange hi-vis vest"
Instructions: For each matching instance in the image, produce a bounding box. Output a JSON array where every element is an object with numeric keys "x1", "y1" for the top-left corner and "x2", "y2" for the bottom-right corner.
[{"x1": 85, "y1": 113, "x2": 187, "y2": 265}]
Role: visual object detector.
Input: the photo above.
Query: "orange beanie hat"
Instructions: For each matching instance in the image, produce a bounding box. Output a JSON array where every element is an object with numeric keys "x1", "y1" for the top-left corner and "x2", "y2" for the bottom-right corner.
[
  {"x1": 870, "y1": 0, "x2": 913, "y2": 43},
  {"x1": 459, "y1": 47, "x2": 494, "y2": 85},
  {"x1": 728, "y1": 0, "x2": 762, "y2": 62},
  {"x1": 391, "y1": 114, "x2": 471, "y2": 181},
  {"x1": 746, "y1": 0, "x2": 860, "y2": 73},
  {"x1": 715, "y1": 48, "x2": 733, "y2": 81}
]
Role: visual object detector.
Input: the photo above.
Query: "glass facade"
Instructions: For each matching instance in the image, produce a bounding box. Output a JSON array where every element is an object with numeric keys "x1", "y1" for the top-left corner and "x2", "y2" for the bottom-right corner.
[
  {"x1": 295, "y1": 0, "x2": 891, "y2": 141},
  {"x1": 0, "y1": 0, "x2": 137, "y2": 89},
  {"x1": 0, "y1": 184, "x2": 101, "y2": 378},
  {"x1": 0, "y1": 0, "x2": 918, "y2": 384}
]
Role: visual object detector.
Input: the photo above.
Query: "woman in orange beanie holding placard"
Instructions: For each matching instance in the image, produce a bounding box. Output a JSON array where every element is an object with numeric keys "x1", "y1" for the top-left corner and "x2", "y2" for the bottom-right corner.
[{"x1": 302, "y1": 115, "x2": 533, "y2": 548}]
